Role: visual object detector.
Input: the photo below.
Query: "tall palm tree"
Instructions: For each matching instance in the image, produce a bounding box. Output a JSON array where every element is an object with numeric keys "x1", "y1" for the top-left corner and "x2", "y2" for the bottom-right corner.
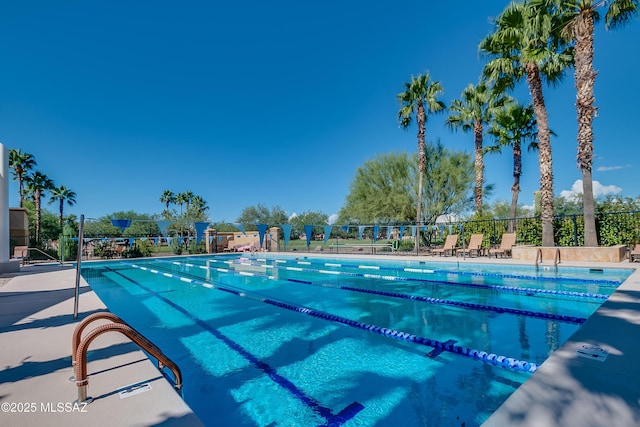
[
  {"x1": 175, "y1": 192, "x2": 187, "y2": 216},
  {"x1": 8, "y1": 149, "x2": 37, "y2": 208},
  {"x1": 182, "y1": 191, "x2": 195, "y2": 213},
  {"x1": 446, "y1": 82, "x2": 505, "y2": 213},
  {"x1": 49, "y1": 185, "x2": 77, "y2": 227},
  {"x1": 481, "y1": 1, "x2": 572, "y2": 246},
  {"x1": 24, "y1": 171, "x2": 54, "y2": 242},
  {"x1": 159, "y1": 190, "x2": 175, "y2": 216},
  {"x1": 190, "y1": 195, "x2": 208, "y2": 215},
  {"x1": 554, "y1": 0, "x2": 639, "y2": 247},
  {"x1": 486, "y1": 101, "x2": 538, "y2": 231},
  {"x1": 397, "y1": 72, "x2": 446, "y2": 252}
]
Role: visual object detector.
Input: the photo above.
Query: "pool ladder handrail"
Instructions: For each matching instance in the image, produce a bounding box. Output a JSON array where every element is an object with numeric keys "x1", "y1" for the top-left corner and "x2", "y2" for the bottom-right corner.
[
  {"x1": 535, "y1": 248, "x2": 561, "y2": 271},
  {"x1": 71, "y1": 312, "x2": 183, "y2": 403}
]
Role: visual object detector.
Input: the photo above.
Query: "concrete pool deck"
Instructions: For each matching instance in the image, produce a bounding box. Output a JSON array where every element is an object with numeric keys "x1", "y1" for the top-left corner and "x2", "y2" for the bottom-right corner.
[
  {"x1": 0, "y1": 263, "x2": 204, "y2": 427},
  {"x1": 0, "y1": 255, "x2": 638, "y2": 427}
]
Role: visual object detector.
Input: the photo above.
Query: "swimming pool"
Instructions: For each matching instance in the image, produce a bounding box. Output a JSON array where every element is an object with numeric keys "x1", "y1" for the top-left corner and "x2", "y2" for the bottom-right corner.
[{"x1": 81, "y1": 254, "x2": 632, "y2": 427}]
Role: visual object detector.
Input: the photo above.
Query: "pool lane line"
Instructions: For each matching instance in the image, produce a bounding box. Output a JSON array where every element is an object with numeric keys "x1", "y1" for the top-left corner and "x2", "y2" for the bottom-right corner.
[
  {"x1": 191, "y1": 257, "x2": 610, "y2": 300},
  {"x1": 103, "y1": 266, "x2": 364, "y2": 426},
  {"x1": 132, "y1": 263, "x2": 540, "y2": 373},
  {"x1": 249, "y1": 256, "x2": 623, "y2": 286},
  {"x1": 170, "y1": 261, "x2": 587, "y2": 325},
  {"x1": 167, "y1": 259, "x2": 587, "y2": 325},
  {"x1": 178, "y1": 257, "x2": 609, "y2": 301}
]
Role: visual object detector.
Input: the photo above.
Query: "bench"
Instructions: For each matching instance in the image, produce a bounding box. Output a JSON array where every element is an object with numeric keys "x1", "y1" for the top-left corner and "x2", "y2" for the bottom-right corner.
[{"x1": 329, "y1": 243, "x2": 396, "y2": 253}]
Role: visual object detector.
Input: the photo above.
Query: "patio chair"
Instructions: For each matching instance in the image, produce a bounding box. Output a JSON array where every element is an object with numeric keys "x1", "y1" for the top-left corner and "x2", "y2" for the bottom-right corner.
[
  {"x1": 488, "y1": 233, "x2": 517, "y2": 258},
  {"x1": 630, "y1": 245, "x2": 640, "y2": 263},
  {"x1": 457, "y1": 233, "x2": 484, "y2": 257},
  {"x1": 432, "y1": 234, "x2": 459, "y2": 257},
  {"x1": 12, "y1": 246, "x2": 29, "y2": 264}
]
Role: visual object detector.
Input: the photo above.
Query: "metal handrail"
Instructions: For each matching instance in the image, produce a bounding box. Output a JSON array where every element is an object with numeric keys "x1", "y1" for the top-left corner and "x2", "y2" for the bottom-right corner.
[
  {"x1": 24, "y1": 247, "x2": 63, "y2": 265},
  {"x1": 535, "y1": 248, "x2": 543, "y2": 270},
  {"x1": 73, "y1": 313, "x2": 182, "y2": 403},
  {"x1": 554, "y1": 248, "x2": 561, "y2": 270}
]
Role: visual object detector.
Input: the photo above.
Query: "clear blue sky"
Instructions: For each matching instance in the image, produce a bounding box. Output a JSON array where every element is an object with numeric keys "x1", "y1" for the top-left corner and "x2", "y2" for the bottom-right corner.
[{"x1": 2, "y1": 1, "x2": 638, "y2": 223}]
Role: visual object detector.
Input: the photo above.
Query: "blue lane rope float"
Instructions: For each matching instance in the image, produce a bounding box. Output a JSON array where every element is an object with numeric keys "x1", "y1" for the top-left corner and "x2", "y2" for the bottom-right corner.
[
  {"x1": 168, "y1": 259, "x2": 586, "y2": 324},
  {"x1": 256, "y1": 257, "x2": 612, "y2": 299},
  {"x1": 132, "y1": 263, "x2": 539, "y2": 373},
  {"x1": 176, "y1": 257, "x2": 609, "y2": 302},
  {"x1": 103, "y1": 266, "x2": 364, "y2": 426},
  {"x1": 248, "y1": 255, "x2": 622, "y2": 287}
]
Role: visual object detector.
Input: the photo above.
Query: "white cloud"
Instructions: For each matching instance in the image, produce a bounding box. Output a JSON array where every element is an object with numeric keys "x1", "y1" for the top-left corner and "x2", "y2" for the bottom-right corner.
[
  {"x1": 596, "y1": 165, "x2": 628, "y2": 172},
  {"x1": 327, "y1": 213, "x2": 339, "y2": 224},
  {"x1": 288, "y1": 212, "x2": 298, "y2": 220},
  {"x1": 559, "y1": 179, "x2": 622, "y2": 201}
]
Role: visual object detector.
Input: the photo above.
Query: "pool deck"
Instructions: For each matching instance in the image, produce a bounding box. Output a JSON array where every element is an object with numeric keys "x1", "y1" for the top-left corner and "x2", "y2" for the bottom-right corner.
[
  {"x1": 0, "y1": 255, "x2": 638, "y2": 427},
  {"x1": 0, "y1": 263, "x2": 204, "y2": 427}
]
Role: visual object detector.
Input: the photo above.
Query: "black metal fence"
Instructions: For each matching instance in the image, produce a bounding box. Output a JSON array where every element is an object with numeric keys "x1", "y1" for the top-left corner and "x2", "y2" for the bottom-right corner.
[{"x1": 13, "y1": 211, "x2": 640, "y2": 261}]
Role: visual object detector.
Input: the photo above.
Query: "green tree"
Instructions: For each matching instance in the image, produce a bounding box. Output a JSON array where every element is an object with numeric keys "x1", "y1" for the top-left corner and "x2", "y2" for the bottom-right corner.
[
  {"x1": 289, "y1": 211, "x2": 329, "y2": 239},
  {"x1": 446, "y1": 82, "x2": 505, "y2": 213},
  {"x1": 175, "y1": 193, "x2": 187, "y2": 216},
  {"x1": 486, "y1": 101, "x2": 537, "y2": 230},
  {"x1": 338, "y1": 146, "x2": 474, "y2": 229},
  {"x1": 397, "y1": 72, "x2": 446, "y2": 251},
  {"x1": 24, "y1": 170, "x2": 55, "y2": 242},
  {"x1": 481, "y1": 1, "x2": 572, "y2": 247},
  {"x1": 236, "y1": 204, "x2": 288, "y2": 229},
  {"x1": 22, "y1": 199, "x2": 61, "y2": 244},
  {"x1": 49, "y1": 185, "x2": 77, "y2": 227},
  {"x1": 555, "y1": 0, "x2": 639, "y2": 247},
  {"x1": 159, "y1": 190, "x2": 175, "y2": 218},
  {"x1": 338, "y1": 152, "x2": 416, "y2": 224},
  {"x1": 8, "y1": 149, "x2": 37, "y2": 208}
]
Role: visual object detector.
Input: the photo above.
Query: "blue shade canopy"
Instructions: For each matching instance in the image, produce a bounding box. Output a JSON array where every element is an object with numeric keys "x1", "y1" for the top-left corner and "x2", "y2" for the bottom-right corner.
[
  {"x1": 399, "y1": 226, "x2": 406, "y2": 239},
  {"x1": 358, "y1": 226, "x2": 365, "y2": 240},
  {"x1": 304, "y1": 225, "x2": 313, "y2": 247},
  {"x1": 323, "y1": 225, "x2": 332, "y2": 244},
  {"x1": 156, "y1": 220, "x2": 171, "y2": 236},
  {"x1": 386, "y1": 226, "x2": 393, "y2": 240},
  {"x1": 234, "y1": 223, "x2": 247, "y2": 236},
  {"x1": 341, "y1": 225, "x2": 349, "y2": 233},
  {"x1": 411, "y1": 226, "x2": 417, "y2": 238},
  {"x1": 111, "y1": 219, "x2": 131, "y2": 232},
  {"x1": 257, "y1": 224, "x2": 268, "y2": 248},
  {"x1": 195, "y1": 222, "x2": 210, "y2": 243},
  {"x1": 281, "y1": 224, "x2": 292, "y2": 247},
  {"x1": 373, "y1": 225, "x2": 380, "y2": 242}
]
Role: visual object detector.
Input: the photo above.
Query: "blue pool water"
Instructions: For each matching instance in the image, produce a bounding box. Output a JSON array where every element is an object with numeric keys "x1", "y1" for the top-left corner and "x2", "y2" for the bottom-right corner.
[{"x1": 81, "y1": 254, "x2": 632, "y2": 427}]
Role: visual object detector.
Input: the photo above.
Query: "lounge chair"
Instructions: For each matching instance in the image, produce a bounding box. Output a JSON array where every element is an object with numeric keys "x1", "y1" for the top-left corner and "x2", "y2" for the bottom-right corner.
[
  {"x1": 432, "y1": 234, "x2": 459, "y2": 256},
  {"x1": 12, "y1": 246, "x2": 29, "y2": 264},
  {"x1": 457, "y1": 233, "x2": 484, "y2": 257},
  {"x1": 630, "y1": 245, "x2": 640, "y2": 263},
  {"x1": 488, "y1": 233, "x2": 517, "y2": 258}
]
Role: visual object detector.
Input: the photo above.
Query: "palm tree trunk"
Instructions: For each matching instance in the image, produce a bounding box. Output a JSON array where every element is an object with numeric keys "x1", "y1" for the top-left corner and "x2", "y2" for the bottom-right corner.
[
  {"x1": 474, "y1": 120, "x2": 484, "y2": 213},
  {"x1": 35, "y1": 191, "x2": 42, "y2": 242},
  {"x1": 415, "y1": 103, "x2": 426, "y2": 253},
  {"x1": 575, "y1": 12, "x2": 598, "y2": 247},
  {"x1": 59, "y1": 199, "x2": 64, "y2": 227},
  {"x1": 526, "y1": 63, "x2": 555, "y2": 247},
  {"x1": 17, "y1": 168, "x2": 24, "y2": 208},
  {"x1": 509, "y1": 140, "x2": 522, "y2": 233}
]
